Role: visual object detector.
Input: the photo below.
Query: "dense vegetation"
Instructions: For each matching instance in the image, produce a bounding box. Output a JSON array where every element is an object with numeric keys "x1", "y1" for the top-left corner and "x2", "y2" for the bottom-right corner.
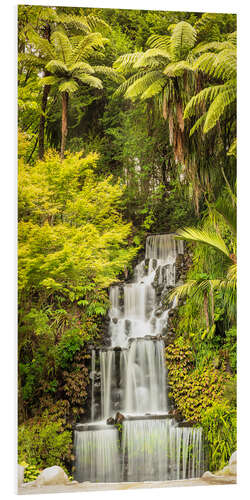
[{"x1": 18, "y1": 6, "x2": 236, "y2": 477}]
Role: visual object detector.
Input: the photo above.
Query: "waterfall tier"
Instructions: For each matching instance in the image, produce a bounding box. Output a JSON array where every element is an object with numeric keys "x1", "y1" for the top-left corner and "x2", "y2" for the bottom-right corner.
[{"x1": 75, "y1": 234, "x2": 204, "y2": 483}]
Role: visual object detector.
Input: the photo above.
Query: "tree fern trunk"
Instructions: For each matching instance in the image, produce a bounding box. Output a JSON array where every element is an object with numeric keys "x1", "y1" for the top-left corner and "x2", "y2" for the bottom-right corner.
[
  {"x1": 38, "y1": 83, "x2": 50, "y2": 160},
  {"x1": 61, "y1": 92, "x2": 69, "y2": 159}
]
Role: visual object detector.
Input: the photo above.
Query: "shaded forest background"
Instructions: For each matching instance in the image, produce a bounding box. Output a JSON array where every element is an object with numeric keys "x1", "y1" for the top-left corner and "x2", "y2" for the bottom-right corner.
[{"x1": 18, "y1": 5, "x2": 236, "y2": 480}]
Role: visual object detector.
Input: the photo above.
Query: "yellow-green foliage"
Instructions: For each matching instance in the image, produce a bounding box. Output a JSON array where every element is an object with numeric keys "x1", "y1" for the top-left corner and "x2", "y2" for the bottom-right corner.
[
  {"x1": 201, "y1": 402, "x2": 236, "y2": 472},
  {"x1": 18, "y1": 402, "x2": 72, "y2": 473},
  {"x1": 166, "y1": 337, "x2": 230, "y2": 423},
  {"x1": 18, "y1": 146, "x2": 138, "y2": 305}
]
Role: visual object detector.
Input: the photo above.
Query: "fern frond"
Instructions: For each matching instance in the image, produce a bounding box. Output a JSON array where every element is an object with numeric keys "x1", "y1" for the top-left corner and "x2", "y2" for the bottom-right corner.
[
  {"x1": 46, "y1": 59, "x2": 69, "y2": 75},
  {"x1": 133, "y1": 48, "x2": 171, "y2": 68},
  {"x1": 228, "y1": 138, "x2": 237, "y2": 157},
  {"x1": 76, "y1": 74, "x2": 103, "y2": 89},
  {"x1": 141, "y1": 77, "x2": 167, "y2": 99},
  {"x1": 86, "y1": 15, "x2": 111, "y2": 34},
  {"x1": 147, "y1": 34, "x2": 171, "y2": 50},
  {"x1": 170, "y1": 21, "x2": 197, "y2": 58},
  {"x1": 203, "y1": 86, "x2": 236, "y2": 132},
  {"x1": 57, "y1": 14, "x2": 91, "y2": 33},
  {"x1": 69, "y1": 61, "x2": 94, "y2": 74},
  {"x1": 39, "y1": 75, "x2": 59, "y2": 87},
  {"x1": 184, "y1": 84, "x2": 225, "y2": 119},
  {"x1": 92, "y1": 66, "x2": 124, "y2": 83},
  {"x1": 51, "y1": 31, "x2": 72, "y2": 65},
  {"x1": 112, "y1": 71, "x2": 148, "y2": 98},
  {"x1": 18, "y1": 53, "x2": 45, "y2": 69},
  {"x1": 189, "y1": 113, "x2": 208, "y2": 136},
  {"x1": 125, "y1": 71, "x2": 163, "y2": 99},
  {"x1": 58, "y1": 79, "x2": 79, "y2": 93},
  {"x1": 72, "y1": 33, "x2": 106, "y2": 63},
  {"x1": 163, "y1": 60, "x2": 193, "y2": 76},
  {"x1": 27, "y1": 29, "x2": 56, "y2": 60},
  {"x1": 113, "y1": 52, "x2": 144, "y2": 74}
]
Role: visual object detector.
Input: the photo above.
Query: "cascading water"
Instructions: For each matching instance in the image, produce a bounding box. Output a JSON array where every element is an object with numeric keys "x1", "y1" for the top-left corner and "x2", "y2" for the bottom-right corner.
[{"x1": 75, "y1": 234, "x2": 204, "y2": 483}]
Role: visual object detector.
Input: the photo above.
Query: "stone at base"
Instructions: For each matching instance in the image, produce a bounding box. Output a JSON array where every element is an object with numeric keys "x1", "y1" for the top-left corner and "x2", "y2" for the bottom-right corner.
[
  {"x1": 27, "y1": 466, "x2": 70, "y2": 487},
  {"x1": 18, "y1": 465, "x2": 24, "y2": 487}
]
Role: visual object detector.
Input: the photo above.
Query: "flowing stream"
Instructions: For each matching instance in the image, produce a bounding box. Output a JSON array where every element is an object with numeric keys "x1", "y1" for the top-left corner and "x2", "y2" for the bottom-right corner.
[{"x1": 75, "y1": 234, "x2": 204, "y2": 482}]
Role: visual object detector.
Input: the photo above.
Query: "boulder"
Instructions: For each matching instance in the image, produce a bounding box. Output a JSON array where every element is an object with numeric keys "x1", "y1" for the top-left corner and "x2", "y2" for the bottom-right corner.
[
  {"x1": 229, "y1": 451, "x2": 237, "y2": 465},
  {"x1": 18, "y1": 465, "x2": 24, "y2": 487},
  {"x1": 202, "y1": 450, "x2": 237, "y2": 484},
  {"x1": 34, "y1": 466, "x2": 69, "y2": 487}
]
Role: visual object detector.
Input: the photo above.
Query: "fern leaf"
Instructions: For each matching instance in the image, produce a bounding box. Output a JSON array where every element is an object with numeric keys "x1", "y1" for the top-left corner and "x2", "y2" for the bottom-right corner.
[
  {"x1": 51, "y1": 31, "x2": 72, "y2": 66},
  {"x1": 113, "y1": 52, "x2": 144, "y2": 74},
  {"x1": 147, "y1": 34, "x2": 171, "y2": 50},
  {"x1": 58, "y1": 79, "x2": 79, "y2": 93},
  {"x1": 203, "y1": 86, "x2": 236, "y2": 133},
  {"x1": 163, "y1": 60, "x2": 193, "y2": 76},
  {"x1": 170, "y1": 21, "x2": 197, "y2": 59},
  {"x1": 125, "y1": 71, "x2": 163, "y2": 99},
  {"x1": 92, "y1": 66, "x2": 124, "y2": 83}
]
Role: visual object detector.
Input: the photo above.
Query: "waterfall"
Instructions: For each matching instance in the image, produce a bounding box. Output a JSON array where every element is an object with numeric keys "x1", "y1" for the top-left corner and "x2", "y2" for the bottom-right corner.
[
  {"x1": 122, "y1": 420, "x2": 203, "y2": 482},
  {"x1": 75, "y1": 234, "x2": 205, "y2": 483},
  {"x1": 74, "y1": 427, "x2": 121, "y2": 483},
  {"x1": 122, "y1": 339, "x2": 167, "y2": 414}
]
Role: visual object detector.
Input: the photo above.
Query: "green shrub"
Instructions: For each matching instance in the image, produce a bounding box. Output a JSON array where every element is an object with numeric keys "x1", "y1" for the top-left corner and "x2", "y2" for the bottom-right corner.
[
  {"x1": 20, "y1": 462, "x2": 41, "y2": 483},
  {"x1": 201, "y1": 402, "x2": 237, "y2": 472},
  {"x1": 18, "y1": 403, "x2": 72, "y2": 473}
]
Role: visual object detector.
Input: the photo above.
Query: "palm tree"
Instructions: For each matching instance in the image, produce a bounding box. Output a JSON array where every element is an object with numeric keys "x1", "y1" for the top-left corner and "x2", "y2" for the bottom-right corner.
[
  {"x1": 113, "y1": 21, "x2": 197, "y2": 164},
  {"x1": 38, "y1": 30, "x2": 122, "y2": 158},
  {"x1": 184, "y1": 31, "x2": 237, "y2": 154},
  {"x1": 169, "y1": 192, "x2": 236, "y2": 330}
]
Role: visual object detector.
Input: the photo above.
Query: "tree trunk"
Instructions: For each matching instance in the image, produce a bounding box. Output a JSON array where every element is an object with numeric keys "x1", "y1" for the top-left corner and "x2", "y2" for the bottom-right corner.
[
  {"x1": 38, "y1": 83, "x2": 50, "y2": 160},
  {"x1": 38, "y1": 23, "x2": 51, "y2": 160},
  {"x1": 60, "y1": 92, "x2": 69, "y2": 159}
]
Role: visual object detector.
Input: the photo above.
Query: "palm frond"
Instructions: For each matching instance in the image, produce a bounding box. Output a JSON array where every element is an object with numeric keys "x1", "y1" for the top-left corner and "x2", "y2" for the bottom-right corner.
[{"x1": 175, "y1": 227, "x2": 231, "y2": 259}]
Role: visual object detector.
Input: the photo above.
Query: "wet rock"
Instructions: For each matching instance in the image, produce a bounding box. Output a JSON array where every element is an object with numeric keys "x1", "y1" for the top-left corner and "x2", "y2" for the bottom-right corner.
[
  {"x1": 202, "y1": 450, "x2": 237, "y2": 483},
  {"x1": 107, "y1": 417, "x2": 115, "y2": 425},
  {"x1": 112, "y1": 318, "x2": 118, "y2": 324},
  {"x1": 115, "y1": 412, "x2": 125, "y2": 424}
]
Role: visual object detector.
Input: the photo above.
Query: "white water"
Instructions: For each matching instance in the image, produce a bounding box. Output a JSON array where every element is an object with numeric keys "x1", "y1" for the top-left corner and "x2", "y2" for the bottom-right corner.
[
  {"x1": 74, "y1": 428, "x2": 120, "y2": 483},
  {"x1": 122, "y1": 419, "x2": 203, "y2": 482},
  {"x1": 75, "y1": 234, "x2": 204, "y2": 483}
]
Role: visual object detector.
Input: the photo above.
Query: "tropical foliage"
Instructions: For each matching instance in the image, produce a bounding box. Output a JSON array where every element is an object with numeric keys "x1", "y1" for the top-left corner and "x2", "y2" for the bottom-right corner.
[{"x1": 18, "y1": 5, "x2": 236, "y2": 478}]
